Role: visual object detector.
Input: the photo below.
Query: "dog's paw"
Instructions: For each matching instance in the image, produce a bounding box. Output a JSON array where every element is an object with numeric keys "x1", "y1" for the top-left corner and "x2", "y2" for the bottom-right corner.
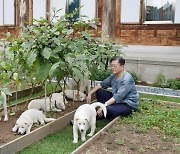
[
  {"x1": 73, "y1": 140, "x2": 78, "y2": 144},
  {"x1": 87, "y1": 133, "x2": 93, "y2": 137},
  {"x1": 4, "y1": 117, "x2": 8, "y2": 121},
  {"x1": 12, "y1": 127, "x2": 17, "y2": 132},
  {"x1": 81, "y1": 138, "x2": 86, "y2": 141}
]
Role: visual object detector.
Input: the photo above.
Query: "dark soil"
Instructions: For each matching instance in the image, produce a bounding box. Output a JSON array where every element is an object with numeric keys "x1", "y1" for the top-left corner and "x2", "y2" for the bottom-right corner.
[{"x1": 82, "y1": 121, "x2": 179, "y2": 154}]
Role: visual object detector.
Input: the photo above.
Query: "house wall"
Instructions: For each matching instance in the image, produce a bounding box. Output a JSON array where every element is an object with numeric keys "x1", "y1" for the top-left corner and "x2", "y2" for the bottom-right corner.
[
  {"x1": 0, "y1": 0, "x2": 180, "y2": 46},
  {"x1": 97, "y1": 0, "x2": 180, "y2": 46}
]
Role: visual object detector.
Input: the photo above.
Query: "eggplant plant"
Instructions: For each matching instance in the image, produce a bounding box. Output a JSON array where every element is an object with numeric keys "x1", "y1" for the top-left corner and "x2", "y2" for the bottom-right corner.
[{"x1": 0, "y1": 8, "x2": 122, "y2": 100}]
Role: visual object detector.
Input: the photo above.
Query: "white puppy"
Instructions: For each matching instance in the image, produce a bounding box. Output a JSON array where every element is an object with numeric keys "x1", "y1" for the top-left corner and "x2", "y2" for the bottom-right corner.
[
  {"x1": 12, "y1": 109, "x2": 56, "y2": 134},
  {"x1": 67, "y1": 76, "x2": 91, "y2": 94},
  {"x1": 0, "y1": 91, "x2": 8, "y2": 121},
  {"x1": 28, "y1": 93, "x2": 68, "y2": 112},
  {"x1": 73, "y1": 102, "x2": 107, "y2": 143},
  {"x1": 60, "y1": 90, "x2": 86, "y2": 102}
]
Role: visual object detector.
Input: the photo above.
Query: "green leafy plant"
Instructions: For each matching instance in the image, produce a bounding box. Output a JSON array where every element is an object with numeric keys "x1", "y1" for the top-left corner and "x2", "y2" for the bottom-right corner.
[
  {"x1": 0, "y1": 8, "x2": 122, "y2": 97},
  {"x1": 153, "y1": 72, "x2": 166, "y2": 88},
  {"x1": 128, "y1": 71, "x2": 139, "y2": 84},
  {"x1": 166, "y1": 77, "x2": 180, "y2": 90},
  {"x1": 90, "y1": 67, "x2": 112, "y2": 81}
]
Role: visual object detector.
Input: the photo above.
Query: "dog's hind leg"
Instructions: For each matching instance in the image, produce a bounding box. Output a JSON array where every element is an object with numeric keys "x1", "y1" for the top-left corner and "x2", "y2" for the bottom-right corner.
[{"x1": 87, "y1": 120, "x2": 96, "y2": 137}]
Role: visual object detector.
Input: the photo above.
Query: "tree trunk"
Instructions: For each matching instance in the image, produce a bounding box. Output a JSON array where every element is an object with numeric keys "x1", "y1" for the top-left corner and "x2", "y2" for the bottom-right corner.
[{"x1": 101, "y1": 0, "x2": 116, "y2": 42}]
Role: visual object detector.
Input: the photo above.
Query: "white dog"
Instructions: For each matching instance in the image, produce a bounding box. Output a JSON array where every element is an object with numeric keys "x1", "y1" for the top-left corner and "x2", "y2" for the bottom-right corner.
[
  {"x1": 12, "y1": 109, "x2": 56, "y2": 134},
  {"x1": 73, "y1": 102, "x2": 107, "y2": 143},
  {"x1": 60, "y1": 90, "x2": 86, "y2": 102},
  {"x1": 28, "y1": 93, "x2": 68, "y2": 112},
  {"x1": 67, "y1": 76, "x2": 91, "y2": 94},
  {"x1": 0, "y1": 91, "x2": 8, "y2": 121}
]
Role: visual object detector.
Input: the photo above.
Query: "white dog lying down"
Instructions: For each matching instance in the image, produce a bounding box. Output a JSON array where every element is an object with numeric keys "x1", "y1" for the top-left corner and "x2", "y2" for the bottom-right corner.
[
  {"x1": 0, "y1": 91, "x2": 8, "y2": 121},
  {"x1": 60, "y1": 90, "x2": 86, "y2": 102},
  {"x1": 73, "y1": 102, "x2": 107, "y2": 143},
  {"x1": 12, "y1": 109, "x2": 56, "y2": 134},
  {"x1": 67, "y1": 76, "x2": 91, "y2": 94},
  {"x1": 28, "y1": 93, "x2": 68, "y2": 112}
]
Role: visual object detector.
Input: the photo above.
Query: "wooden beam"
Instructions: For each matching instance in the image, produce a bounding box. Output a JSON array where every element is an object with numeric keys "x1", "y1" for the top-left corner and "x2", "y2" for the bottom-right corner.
[
  {"x1": 115, "y1": 0, "x2": 120, "y2": 25},
  {"x1": 16, "y1": 0, "x2": 21, "y2": 26},
  {"x1": 97, "y1": 0, "x2": 103, "y2": 25},
  {"x1": 19, "y1": 0, "x2": 29, "y2": 28},
  {"x1": 139, "y1": 0, "x2": 144, "y2": 24},
  {"x1": 29, "y1": 0, "x2": 33, "y2": 25},
  {"x1": 101, "y1": 0, "x2": 116, "y2": 42},
  {"x1": 46, "y1": 0, "x2": 50, "y2": 21}
]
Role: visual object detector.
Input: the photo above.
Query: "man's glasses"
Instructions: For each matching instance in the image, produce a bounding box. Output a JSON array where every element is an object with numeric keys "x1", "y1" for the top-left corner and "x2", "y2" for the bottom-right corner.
[{"x1": 109, "y1": 65, "x2": 120, "y2": 68}]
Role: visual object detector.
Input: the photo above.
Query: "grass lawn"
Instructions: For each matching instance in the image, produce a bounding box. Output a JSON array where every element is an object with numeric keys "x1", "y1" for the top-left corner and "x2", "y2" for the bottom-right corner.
[{"x1": 139, "y1": 93, "x2": 180, "y2": 103}]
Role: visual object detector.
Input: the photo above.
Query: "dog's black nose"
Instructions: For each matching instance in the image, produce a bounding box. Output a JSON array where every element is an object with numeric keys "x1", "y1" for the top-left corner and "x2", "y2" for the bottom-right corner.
[{"x1": 80, "y1": 129, "x2": 84, "y2": 132}]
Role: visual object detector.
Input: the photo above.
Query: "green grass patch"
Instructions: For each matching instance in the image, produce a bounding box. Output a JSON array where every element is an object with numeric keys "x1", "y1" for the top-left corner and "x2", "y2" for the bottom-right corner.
[
  {"x1": 118, "y1": 99, "x2": 180, "y2": 139},
  {"x1": 18, "y1": 119, "x2": 109, "y2": 154},
  {"x1": 139, "y1": 93, "x2": 180, "y2": 103}
]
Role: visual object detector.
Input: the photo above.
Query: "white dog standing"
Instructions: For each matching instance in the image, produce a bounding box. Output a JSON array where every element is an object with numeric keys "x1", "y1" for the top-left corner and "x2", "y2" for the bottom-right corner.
[
  {"x1": 28, "y1": 93, "x2": 68, "y2": 112},
  {"x1": 67, "y1": 76, "x2": 91, "y2": 94},
  {"x1": 60, "y1": 90, "x2": 86, "y2": 102},
  {"x1": 12, "y1": 109, "x2": 56, "y2": 134},
  {"x1": 73, "y1": 102, "x2": 107, "y2": 143},
  {"x1": 0, "y1": 91, "x2": 8, "y2": 121}
]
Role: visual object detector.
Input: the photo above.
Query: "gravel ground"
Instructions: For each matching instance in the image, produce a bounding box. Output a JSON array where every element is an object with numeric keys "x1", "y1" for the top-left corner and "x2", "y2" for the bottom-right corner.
[
  {"x1": 136, "y1": 85, "x2": 180, "y2": 97},
  {"x1": 94, "y1": 81, "x2": 180, "y2": 97}
]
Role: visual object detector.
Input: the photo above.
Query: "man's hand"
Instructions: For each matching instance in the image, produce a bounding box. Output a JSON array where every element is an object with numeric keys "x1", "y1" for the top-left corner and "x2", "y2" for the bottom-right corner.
[
  {"x1": 86, "y1": 94, "x2": 91, "y2": 103},
  {"x1": 97, "y1": 107, "x2": 103, "y2": 117}
]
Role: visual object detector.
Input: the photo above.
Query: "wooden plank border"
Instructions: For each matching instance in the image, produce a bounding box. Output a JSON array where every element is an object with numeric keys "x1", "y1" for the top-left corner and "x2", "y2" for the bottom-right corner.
[
  {"x1": 72, "y1": 117, "x2": 119, "y2": 154},
  {"x1": 0, "y1": 110, "x2": 75, "y2": 154}
]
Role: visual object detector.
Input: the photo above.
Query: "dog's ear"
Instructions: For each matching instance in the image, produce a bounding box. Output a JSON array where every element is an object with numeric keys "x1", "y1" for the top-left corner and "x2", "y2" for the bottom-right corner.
[
  {"x1": 24, "y1": 122, "x2": 30, "y2": 126},
  {"x1": 85, "y1": 118, "x2": 89, "y2": 123}
]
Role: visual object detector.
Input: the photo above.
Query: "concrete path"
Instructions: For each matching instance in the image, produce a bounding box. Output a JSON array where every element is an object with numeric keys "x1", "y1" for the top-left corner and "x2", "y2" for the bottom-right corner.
[{"x1": 122, "y1": 45, "x2": 180, "y2": 62}]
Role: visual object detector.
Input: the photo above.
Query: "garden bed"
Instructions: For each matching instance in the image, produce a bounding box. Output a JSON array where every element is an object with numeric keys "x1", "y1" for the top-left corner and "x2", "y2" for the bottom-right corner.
[
  {"x1": 79, "y1": 99, "x2": 180, "y2": 154},
  {"x1": 0, "y1": 86, "x2": 86, "y2": 152}
]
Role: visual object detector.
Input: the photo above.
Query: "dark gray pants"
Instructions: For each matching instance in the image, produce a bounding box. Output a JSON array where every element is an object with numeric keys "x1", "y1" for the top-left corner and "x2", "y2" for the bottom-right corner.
[{"x1": 96, "y1": 89, "x2": 136, "y2": 120}]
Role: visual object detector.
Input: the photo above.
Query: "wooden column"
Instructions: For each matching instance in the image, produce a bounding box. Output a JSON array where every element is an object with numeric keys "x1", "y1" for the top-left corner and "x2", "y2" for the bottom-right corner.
[
  {"x1": 101, "y1": 0, "x2": 116, "y2": 42},
  {"x1": 139, "y1": 0, "x2": 144, "y2": 24},
  {"x1": 46, "y1": 0, "x2": 50, "y2": 21},
  {"x1": 19, "y1": 0, "x2": 29, "y2": 28},
  {"x1": 115, "y1": 0, "x2": 120, "y2": 25},
  {"x1": 29, "y1": 0, "x2": 33, "y2": 25},
  {"x1": 97, "y1": 0, "x2": 103, "y2": 25}
]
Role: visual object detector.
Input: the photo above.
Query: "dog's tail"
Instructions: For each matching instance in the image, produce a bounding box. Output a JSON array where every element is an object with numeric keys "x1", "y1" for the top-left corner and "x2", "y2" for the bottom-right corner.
[
  {"x1": 44, "y1": 118, "x2": 56, "y2": 123},
  {"x1": 91, "y1": 102, "x2": 107, "y2": 118}
]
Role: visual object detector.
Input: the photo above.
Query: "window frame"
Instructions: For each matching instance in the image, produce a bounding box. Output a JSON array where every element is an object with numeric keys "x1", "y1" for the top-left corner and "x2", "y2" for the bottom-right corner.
[
  {"x1": 0, "y1": 0, "x2": 17, "y2": 26},
  {"x1": 143, "y1": 0, "x2": 176, "y2": 24}
]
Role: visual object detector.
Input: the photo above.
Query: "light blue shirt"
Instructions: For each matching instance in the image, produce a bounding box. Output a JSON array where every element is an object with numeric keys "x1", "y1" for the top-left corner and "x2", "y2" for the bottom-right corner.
[{"x1": 100, "y1": 71, "x2": 139, "y2": 109}]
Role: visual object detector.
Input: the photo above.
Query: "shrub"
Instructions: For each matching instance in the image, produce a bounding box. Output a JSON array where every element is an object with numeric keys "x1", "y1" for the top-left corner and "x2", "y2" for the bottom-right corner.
[
  {"x1": 166, "y1": 77, "x2": 180, "y2": 90},
  {"x1": 90, "y1": 68, "x2": 111, "y2": 81},
  {"x1": 128, "y1": 71, "x2": 139, "y2": 84},
  {"x1": 153, "y1": 72, "x2": 166, "y2": 88}
]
